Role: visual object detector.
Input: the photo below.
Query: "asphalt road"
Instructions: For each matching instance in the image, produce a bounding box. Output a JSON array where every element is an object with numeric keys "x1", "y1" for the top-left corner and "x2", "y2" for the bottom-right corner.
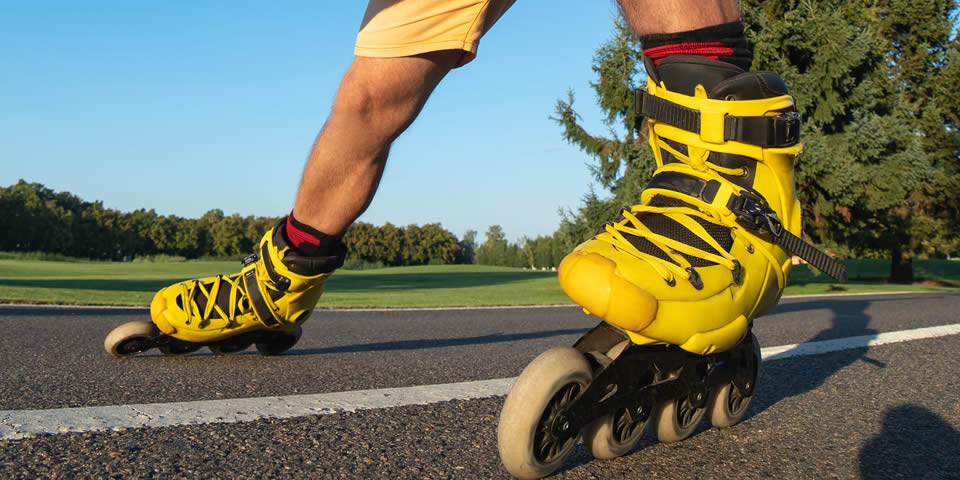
[{"x1": 1, "y1": 292, "x2": 959, "y2": 479}]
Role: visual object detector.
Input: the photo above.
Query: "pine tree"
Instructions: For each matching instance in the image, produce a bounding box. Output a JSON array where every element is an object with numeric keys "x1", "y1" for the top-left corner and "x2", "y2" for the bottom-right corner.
[
  {"x1": 556, "y1": 3, "x2": 960, "y2": 282},
  {"x1": 552, "y1": 15, "x2": 654, "y2": 252},
  {"x1": 742, "y1": 0, "x2": 960, "y2": 282}
]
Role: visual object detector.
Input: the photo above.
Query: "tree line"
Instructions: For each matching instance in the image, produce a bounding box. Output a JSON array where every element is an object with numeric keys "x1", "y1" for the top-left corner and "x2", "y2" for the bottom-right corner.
[{"x1": 0, "y1": 179, "x2": 567, "y2": 268}]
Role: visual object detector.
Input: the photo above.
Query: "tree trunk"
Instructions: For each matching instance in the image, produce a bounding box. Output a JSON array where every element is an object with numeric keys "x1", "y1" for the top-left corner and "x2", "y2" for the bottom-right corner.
[{"x1": 890, "y1": 248, "x2": 914, "y2": 284}]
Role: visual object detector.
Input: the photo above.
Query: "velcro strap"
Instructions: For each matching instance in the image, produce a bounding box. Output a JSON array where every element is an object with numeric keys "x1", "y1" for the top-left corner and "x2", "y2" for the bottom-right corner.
[
  {"x1": 636, "y1": 91, "x2": 701, "y2": 134},
  {"x1": 635, "y1": 90, "x2": 800, "y2": 147},
  {"x1": 646, "y1": 171, "x2": 721, "y2": 204},
  {"x1": 243, "y1": 269, "x2": 280, "y2": 327}
]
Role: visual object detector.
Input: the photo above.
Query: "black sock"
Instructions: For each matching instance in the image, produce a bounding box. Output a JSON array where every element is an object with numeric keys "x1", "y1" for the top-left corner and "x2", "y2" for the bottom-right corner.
[
  {"x1": 283, "y1": 213, "x2": 343, "y2": 257},
  {"x1": 639, "y1": 21, "x2": 752, "y2": 71}
]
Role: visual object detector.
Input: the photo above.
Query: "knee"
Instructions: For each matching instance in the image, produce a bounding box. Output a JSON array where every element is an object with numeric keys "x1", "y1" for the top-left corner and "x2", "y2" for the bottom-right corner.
[
  {"x1": 331, "y1": 65, "x2": 423, "y2": 141},
  {"x1": 332, "y1": 73, "x2": 379, "y2": 124}
]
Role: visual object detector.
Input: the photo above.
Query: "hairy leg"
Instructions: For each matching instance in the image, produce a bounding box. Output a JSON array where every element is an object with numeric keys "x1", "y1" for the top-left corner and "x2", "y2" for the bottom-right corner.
[
  {"x1": 617, "y1": 0, "x2": 740, "y2": 35},
  {"x1": 292, "y1": 50, "x2": 462, "y2": 236}
]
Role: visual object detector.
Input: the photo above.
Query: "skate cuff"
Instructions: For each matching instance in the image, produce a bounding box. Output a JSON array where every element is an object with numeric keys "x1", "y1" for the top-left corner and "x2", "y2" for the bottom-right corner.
[{"x1": 634, "y1": 90, "x2": 801, "y2": 147}]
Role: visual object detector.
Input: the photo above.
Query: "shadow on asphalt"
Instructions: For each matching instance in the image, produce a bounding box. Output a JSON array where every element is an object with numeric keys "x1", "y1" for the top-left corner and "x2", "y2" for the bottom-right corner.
[
  {"x1": 287, "y1": 328, "x2": 592, "y2": 355},
  {"x1": 858, "y1": 404, "x2": 960, "y2": 479},
  {"x1": 752, "y1": 297, "x2": 882, "y2": 413}
]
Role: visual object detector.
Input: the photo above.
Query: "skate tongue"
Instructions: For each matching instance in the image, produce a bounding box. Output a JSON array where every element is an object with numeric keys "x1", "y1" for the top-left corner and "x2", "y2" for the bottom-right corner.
[{"x1": 625, "y1": 195, "x2": 732, "y2": 269}]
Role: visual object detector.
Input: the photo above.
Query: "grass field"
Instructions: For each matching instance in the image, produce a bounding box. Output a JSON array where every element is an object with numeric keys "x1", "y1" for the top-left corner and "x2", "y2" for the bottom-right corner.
[{"x1": 0, "y1": 257, "x2": 956, "y2": 308}]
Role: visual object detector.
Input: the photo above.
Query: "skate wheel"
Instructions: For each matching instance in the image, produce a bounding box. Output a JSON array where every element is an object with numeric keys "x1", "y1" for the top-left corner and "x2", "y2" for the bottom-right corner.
[
  {"x1": 653, "y1": 392, "x2": 707, "y2": 443},
  {"x1": 158, "y1": 339, "x2": 202, "y2": 356},
  {"x1": 582, "y1": 341, "x2": 649, "y2": 459},
  {"x1": 104, "y1": 321, "x2": 159, "y2": 358},
  {"x1": 255, "y1": 327, "x2": 302, "y2": 356},
  {"x1": 209, "y1": 337, "x2": 253, "y2": 356},
  {"x1": 497, "y1": 347, "x2": 592, "y2": 480},
  {"x1": 708, "y1": 333, "x2": 760, "y2": 428}
]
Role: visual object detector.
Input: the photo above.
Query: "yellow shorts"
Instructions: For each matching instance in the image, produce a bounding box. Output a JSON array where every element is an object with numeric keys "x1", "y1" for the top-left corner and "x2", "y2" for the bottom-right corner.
[{"x1": 355, "y1": 0, "x2": 516, "y2": 67}]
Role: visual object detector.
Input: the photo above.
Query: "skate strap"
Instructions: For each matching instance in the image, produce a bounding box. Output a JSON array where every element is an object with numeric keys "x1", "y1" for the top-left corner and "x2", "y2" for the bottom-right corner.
[
  {"x1": 242, "y1": 269, "x2": 281, "y2": 327},
  {"x1": 646, "y1": 171, "x2": 848, "y2": 282},
  {"x1": 635, "y1": 90, "x2": 801, "y2": 147},
  {"x1": 646, "y1": 171, "x2": 722, "y2": 204},
  {"x1": 727, "y1": 192, "x2": 848, "y2": 282}
]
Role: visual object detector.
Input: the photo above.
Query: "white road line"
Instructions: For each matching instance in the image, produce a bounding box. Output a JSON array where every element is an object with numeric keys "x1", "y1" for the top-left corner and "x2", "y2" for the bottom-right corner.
[{"x1": 2, "y1": 323, "x2": 959, "y2": 441}]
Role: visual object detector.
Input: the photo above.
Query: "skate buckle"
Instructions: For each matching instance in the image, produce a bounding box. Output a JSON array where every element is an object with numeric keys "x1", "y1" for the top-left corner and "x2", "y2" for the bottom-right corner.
[
  {"x1": 731, "y1": 192, "x2": 783, "y2": 238},
  {"x1": 241, "y1": 253, "x2": 260, "y2": 266},
  {"x1": 768, "y1": 111, "x2": 802, "y2": 147},
  {"x1": 763, "y1": 213, "x2": 785, "y2": 239}
]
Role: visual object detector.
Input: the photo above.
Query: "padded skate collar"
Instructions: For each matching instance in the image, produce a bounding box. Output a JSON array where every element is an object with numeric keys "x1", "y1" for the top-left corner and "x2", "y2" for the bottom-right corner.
[{"x1": 635, "y1": 89, "x2": 801, "y2": 148}]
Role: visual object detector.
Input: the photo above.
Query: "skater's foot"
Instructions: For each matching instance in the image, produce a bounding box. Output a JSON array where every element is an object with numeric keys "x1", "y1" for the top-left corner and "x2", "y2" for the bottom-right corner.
[
  {"x1": 150, "y1": 217, "x2": 345, "y2": 343},
  {"x1": 560, "y1": 56, "x2": 808, "y2": 354}
]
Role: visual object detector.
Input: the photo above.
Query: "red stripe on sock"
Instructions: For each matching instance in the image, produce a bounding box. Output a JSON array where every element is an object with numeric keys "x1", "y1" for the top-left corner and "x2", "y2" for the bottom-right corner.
[
  {"x1": 285, "y1": 216, "x2": 320, "y2": 248},
  {"x1": 643, "y1": 42, "x2": 734, "y2": 64}
]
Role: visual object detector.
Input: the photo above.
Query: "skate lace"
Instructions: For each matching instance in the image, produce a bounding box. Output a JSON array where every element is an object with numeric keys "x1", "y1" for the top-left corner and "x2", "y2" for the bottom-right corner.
[
  {"x1": 601, "y1": 140, "x2": 787, "y2": 289},
  {"x1": 183, "y1": 274, "x2": 250, "y2": 328}
]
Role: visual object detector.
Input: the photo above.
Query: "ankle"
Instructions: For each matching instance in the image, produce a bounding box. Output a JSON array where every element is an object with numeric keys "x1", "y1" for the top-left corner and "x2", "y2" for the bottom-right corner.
[{"x1": 283, "y1": 213, "x2": 344, "y2": 258}]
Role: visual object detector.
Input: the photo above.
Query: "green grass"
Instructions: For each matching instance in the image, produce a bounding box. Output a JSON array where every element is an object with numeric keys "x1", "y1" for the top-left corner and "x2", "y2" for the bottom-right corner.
[
  {"x1": 785, "y1": 259, "x2": 960, "y2": 295},
  {"x1": 0, "y1": 257, "x2": 956, "y2": 307}
]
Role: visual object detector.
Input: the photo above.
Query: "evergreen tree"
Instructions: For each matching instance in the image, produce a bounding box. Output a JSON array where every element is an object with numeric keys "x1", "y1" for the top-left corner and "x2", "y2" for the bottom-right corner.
[
  {"x1": 475, "y1": 225, "x2": 508, "y2": 266},
  {"x1": 555, "y1": 4, "x2": 960, "y2": 282},
  {"x1": 457, "y1": 229, "x2": 477, "y2": 264},
  {"x1": 551, "y1": 15, "x2": 655, "y2": 250},
  {"x1": 742, "y1": 0, "x2": 960, "y2": 281}
]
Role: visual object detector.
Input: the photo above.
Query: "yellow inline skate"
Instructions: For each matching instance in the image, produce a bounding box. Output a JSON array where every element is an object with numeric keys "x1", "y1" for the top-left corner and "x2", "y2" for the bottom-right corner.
[
  {"x1": 104, "y1": 217, "x2": 344, "y2": 357},
  {"x1": 498, "y1": 56, "x2": 846, "y2": 479}
]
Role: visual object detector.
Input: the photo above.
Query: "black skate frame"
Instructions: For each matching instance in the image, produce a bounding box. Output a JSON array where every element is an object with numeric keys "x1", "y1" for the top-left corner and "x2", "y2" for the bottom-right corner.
[
  {"x1": 113, "y1": 328, "x2": 299, "y2": 356},
  {"x1": 547, "y1": 322, "x2": 758, "y2": 442}
]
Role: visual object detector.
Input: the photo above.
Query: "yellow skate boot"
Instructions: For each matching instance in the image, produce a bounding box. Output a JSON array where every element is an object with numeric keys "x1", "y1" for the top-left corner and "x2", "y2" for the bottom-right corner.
[
  {"x1": 105, "y1": 217, "x2": 344, "y2": 357},
  {"x1": 559, "y1": 56, "x2": 846, "y2": 354}
]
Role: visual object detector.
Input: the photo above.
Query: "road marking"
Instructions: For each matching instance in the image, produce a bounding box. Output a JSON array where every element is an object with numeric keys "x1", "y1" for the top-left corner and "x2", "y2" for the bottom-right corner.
[{"x1": 2, "y1": 323, "x2": 959, "y2": 440}]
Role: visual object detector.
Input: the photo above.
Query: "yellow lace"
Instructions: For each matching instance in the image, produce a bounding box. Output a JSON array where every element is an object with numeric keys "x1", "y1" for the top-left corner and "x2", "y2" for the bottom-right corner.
[
  {"x1": 601, "y1": 137, "x2": 788, "y2": 289},
  {"x1": 183, "y1": 274, "x2": 249, "y2": 328}
]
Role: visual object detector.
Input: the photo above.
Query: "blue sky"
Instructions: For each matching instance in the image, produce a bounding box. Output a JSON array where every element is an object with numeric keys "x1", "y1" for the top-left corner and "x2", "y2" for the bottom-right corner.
[{"x1": 1, "y1": 1, "x2": 624, "y2": 242}]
